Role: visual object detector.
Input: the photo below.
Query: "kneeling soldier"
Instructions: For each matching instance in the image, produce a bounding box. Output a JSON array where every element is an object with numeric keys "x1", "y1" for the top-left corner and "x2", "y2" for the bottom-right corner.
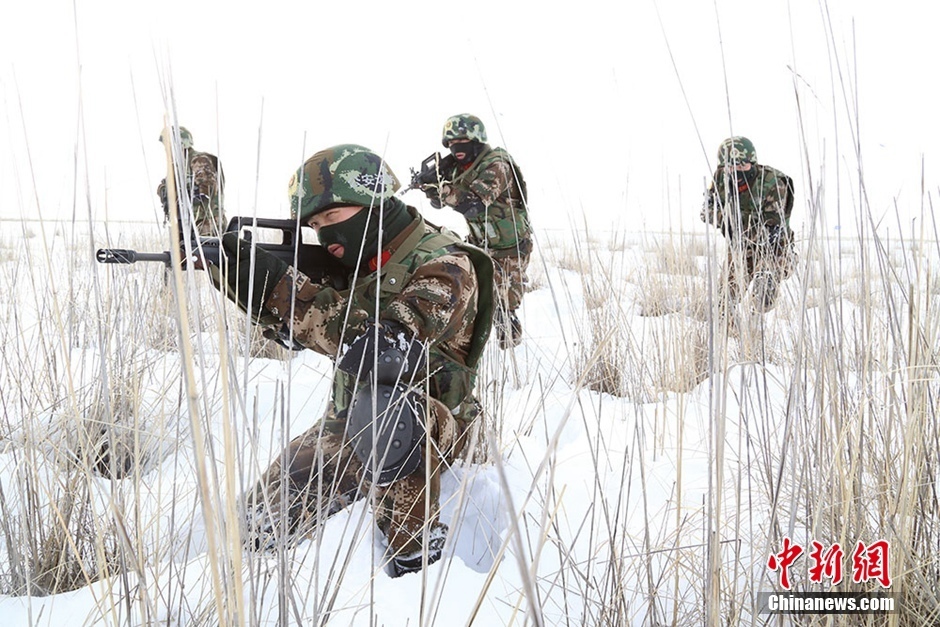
[{"x1": 216, "y1": 144, "x2": 492, "y2": 576}]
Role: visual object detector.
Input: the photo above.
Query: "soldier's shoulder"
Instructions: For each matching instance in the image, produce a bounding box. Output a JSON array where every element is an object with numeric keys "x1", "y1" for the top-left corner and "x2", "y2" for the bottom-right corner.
[
  {"x1": 190, "y1": 150, "x2": 221, "y2": 165},
  {"x1": 757, "y1": 163, "x2": 790, "y2": 181},
  {"x1": 479, "y1": 145, "x2": 513, "y2": 165}
]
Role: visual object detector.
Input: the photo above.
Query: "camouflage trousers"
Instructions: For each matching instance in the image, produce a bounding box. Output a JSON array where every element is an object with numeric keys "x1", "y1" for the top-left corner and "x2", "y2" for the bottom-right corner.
[
  {"x1": 721, "y1": 242, "x2": 796, "y2": 311},
  {"x1": 245, "y1": 395, "x2": 469, "y2": 557},
  {"x1": 492, "y1": 251, "x2": 530, "y2": 314}
]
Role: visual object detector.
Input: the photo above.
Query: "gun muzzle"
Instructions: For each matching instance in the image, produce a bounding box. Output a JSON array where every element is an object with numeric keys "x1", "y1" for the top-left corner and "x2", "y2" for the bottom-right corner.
[{"x1": 96, "y1": 249, "x2": 171, "y2": 264}]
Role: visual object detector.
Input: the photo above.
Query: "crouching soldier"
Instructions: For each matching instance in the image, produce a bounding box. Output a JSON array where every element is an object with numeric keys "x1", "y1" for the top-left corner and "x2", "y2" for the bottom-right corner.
[
  {"x1": 214, "y1": 145, "x2": 492, "y2": 576},
  {"x1": 421, "y1": 114, "x2": 531, "y2": 349},
  {"x1": 701, "y1": 136, "x2": 796, "y2": 314}
]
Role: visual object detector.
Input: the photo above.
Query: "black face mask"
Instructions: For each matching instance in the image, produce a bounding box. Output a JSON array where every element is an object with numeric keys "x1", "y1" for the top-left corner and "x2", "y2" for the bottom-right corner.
[
  {"x1": 450, "y1": 140, "x2": 484, "y2": 165},
  {"x1": 316, "y1": 198, "x2": 412, "y2": 269},
  {"x1": 730, "y1": 165, "x2": 757, "y2": 186},
  {"x1": 316, "y1": 208, "x2": 378, "y2": 269}
]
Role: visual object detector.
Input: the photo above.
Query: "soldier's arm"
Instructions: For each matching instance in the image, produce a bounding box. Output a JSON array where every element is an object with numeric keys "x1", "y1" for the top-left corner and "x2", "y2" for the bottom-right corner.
[
  {"x1": 440, "y1": 160, "x2": 513, "y2": 210},
  {"x1": 262, "y1": 253, "x2": 475, "y2": 357},
  {"x1": 157, "y1": 178, "x2": 169, "y2": 216},
  {"x1": 700, "y1": 180, "x2": 721, "y2": 226},
  {"x1": 762, "y1": 174, "x2": 792, "y2": 226},
  {"x1": 385, "y1": 252, "x2": 477, "y2": 348},
  {"x1": 262, "y1": 270, "x2": 367, "y2": 356}
]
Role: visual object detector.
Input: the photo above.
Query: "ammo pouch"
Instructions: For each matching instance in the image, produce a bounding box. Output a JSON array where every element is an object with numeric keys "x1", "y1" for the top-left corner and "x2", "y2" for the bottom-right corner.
[
  {"x1": 346, "y1": 383, "x2": 425, "y2": 486},
  {"x1": 467, "y1": 213, "x2": 527, "y2": 253}
]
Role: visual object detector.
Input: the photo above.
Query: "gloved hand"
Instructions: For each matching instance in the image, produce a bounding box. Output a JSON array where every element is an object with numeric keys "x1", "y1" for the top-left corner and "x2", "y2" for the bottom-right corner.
[
  {"x1": 338, "y1": 320, "x2": 426, "y2": 385},
  {"x1": 423, "y1": 185, "x2": 443, "y2": 209},
  {"x1": 221, "y1": 232, "x2": 289, "y2": 314},
  {"x1": 453, "y1": 192, "x2": 485, "y2": 219}
]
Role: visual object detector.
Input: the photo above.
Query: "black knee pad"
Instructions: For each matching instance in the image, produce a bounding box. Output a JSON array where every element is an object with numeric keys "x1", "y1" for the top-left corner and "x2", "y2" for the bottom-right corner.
[{"x1": 347, "y1": 383, "x2": 424, "y2": 485}]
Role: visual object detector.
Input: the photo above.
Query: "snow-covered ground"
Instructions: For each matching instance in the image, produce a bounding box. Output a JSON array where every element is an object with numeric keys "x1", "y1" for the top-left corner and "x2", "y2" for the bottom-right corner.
[{"x1": 0, "y1": 219, "x2": 936, "y2": 625}]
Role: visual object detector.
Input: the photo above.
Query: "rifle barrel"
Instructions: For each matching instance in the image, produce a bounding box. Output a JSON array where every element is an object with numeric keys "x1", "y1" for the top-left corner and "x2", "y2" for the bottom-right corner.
[{"x1": 96, "y1": 248, "x2": 171, "y2": 264}]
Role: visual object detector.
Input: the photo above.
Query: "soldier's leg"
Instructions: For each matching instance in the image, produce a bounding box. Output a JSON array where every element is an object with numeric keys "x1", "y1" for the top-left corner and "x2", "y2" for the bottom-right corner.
[
  {"x1": 718, "y1": 248, "x2": 740, "y2": 321},
  {"x1": 373, "y1": 398, "x2": 457, "y2": 576},
  {"x1": 245, "y1": 418, "x2": 364, "y2": 550},
  {"x1": 492, "y1": 253, "x2": 529, "y2": 348},
  {"x1": 751, "y1": 246, "x2": 790, "y2": 312}
]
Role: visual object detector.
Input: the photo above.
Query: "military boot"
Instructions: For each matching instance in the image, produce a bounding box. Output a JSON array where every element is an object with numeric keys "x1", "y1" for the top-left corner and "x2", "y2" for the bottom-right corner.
[
  {"x1": 387, "y1": 523, "x2": 448, "y2": 577},
  {"x1": 751, "y1": 271, "x2": 779, "y2": 313},
  {"x1": 244, "y1": 486, "x2": 360, "y2": 552}
]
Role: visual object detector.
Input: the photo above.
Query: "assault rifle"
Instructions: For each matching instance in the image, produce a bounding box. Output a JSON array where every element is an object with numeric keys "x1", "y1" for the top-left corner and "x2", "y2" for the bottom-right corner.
[
  {"x1": 97, "y1": 216, "x2": 347, "y2": 350},
  {"x1": 96, "y1": 216, "x2": 329, "y2": 273},
  {"x1": 406, "y1": 152, "x2": 456, "y2": 193}
]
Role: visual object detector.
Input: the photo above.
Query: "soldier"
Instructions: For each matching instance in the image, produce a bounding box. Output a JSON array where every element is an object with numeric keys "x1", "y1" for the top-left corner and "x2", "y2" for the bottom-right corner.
[
  {"x1": 157, "y1": 126, "x2": 226, "y2": 236},
  {"x1": 701, "y1": 136, "x2": 795, "y2": 313},
  {"x1": 420, "y1": 114, "x2": 531, "y2": 349},
  {"x1": 215, "y1": 144, "x2": 492, "y2": 577}
]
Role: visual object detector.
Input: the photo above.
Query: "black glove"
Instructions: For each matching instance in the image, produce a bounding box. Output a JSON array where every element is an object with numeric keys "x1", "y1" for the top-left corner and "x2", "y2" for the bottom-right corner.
[
  {"x1": 453, "y1": 192, "x2": 485, "y2": 219},
  {"x1": 221, "y1": 232, "x2": 289, "y2": 314},
  {"x1": 424, "y1": 185, "x2": 443, "y2": 209},
  {"x1": 262, "y1": 325, "x2": 306, "y2": 351},
  {"x1": 338, "y1": 321, "x2": 426, "y2": 386}
]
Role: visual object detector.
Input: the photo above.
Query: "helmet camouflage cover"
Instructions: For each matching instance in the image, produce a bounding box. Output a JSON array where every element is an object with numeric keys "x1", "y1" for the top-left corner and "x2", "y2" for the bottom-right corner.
[
  {"x1": 289, "y1": 144, "x2": 401, "y2": 221},
  {"x1": 442, "y1": 114, "x2": 487, "y2": 147},
  {"x1": 717, "y1": 136, "x2": 757, "y2": 166},
  {"x1": 159, "y1": 126, "x2": 194, "y2": 150}
]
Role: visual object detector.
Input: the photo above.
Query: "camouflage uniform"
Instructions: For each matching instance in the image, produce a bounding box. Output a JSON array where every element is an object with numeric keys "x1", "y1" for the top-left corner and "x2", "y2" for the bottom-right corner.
[
  {"x1": 242, "y1": 147, "x2": 491, "y2": 571},
  {"x1": 157, "y1": 128, "x2": 226, "y2": 236},
  {"x1": 701, "y1": 137, "x2": 795, "y2": 312},
  {"x1": 428, "y1": 115, "x2": 531, "y2": 348}
]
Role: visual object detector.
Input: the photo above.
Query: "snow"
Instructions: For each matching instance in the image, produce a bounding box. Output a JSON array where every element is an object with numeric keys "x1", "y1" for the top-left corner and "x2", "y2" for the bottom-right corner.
[{"x1": 1, "y1": 215, "x2": 937, "y2": 625}]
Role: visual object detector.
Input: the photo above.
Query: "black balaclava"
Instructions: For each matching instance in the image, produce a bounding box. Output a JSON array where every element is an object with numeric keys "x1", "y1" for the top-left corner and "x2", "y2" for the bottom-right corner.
[
  {"x1": 734, "y1": 164, "x2": 758, "y2": 186},
  {"x1": 317, "y1": 197, "x2": 412, "y2": 269},
  {"x1": 450, "y1": 140, "x2": 485, "y2": 166}
]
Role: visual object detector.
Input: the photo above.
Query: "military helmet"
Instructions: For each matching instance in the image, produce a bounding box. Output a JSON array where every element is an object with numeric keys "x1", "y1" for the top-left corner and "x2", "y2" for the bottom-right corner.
[
  {"x1": 442, "y1": 113, "x2": 487, "y2": 147},
  {"x1": 717, "y1": 136, "x2": 757, "y2": 166},
  {"x1": 289, "y1": 144, "x2": 401, "y2": 221},
  {"x1": 158, "y1": 126, "x2": 194, "y2": 150}
]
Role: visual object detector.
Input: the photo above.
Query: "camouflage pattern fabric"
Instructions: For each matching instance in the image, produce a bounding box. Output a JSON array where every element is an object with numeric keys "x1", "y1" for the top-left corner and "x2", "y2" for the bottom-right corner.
[
  {"x1": 721, "y1": 241, "x2": 795, "y2": 311},
  {"x1": 702, "y1": 163, "x2": 796, "y2": 310},
  {"x1": 435, "y1": 144, "x2": 531, "y2": 331},
  {"x1": 245, "y1": 396, "x2": 461, "y2": 556},
  {"x1": 701, "y1": 163, "x2": 793, "y2": 243},
  {"x1": 492, "y1": 251, "x2": 529, "y2": 313},
  {"x1": 288, "y1": 144, "x2": 400, "y2": 222},
  {"x1": 157, "y1": 149, "x2": 226, "y2": 236},
  {"x1": 249, "y1": 208, "x2": 486, "y2": 554},
  {"x1": 442, "y1": 114, "x2": 487, "y2": 146},
  {"x1": 438, "y1": 145, "x2": 531, "y2": 255},
  {"x1": 717, "y1": 136, "x2": 758, "y2": 166}
]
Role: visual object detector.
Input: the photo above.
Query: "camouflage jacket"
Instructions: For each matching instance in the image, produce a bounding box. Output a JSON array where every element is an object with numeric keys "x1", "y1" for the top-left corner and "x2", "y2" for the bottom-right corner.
[
  {"x1": 701, "y1": 163, "x2": 794, "y2": 245},
  {"x1": 157, "y1": 150, "x2": 225, "y2": 234},
  {"x1": 440, "y1": 145, "x2": 531, "y2": 256},
  {"x1": 263, "y1": 207, "x2": 492, "y2": 425}
]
